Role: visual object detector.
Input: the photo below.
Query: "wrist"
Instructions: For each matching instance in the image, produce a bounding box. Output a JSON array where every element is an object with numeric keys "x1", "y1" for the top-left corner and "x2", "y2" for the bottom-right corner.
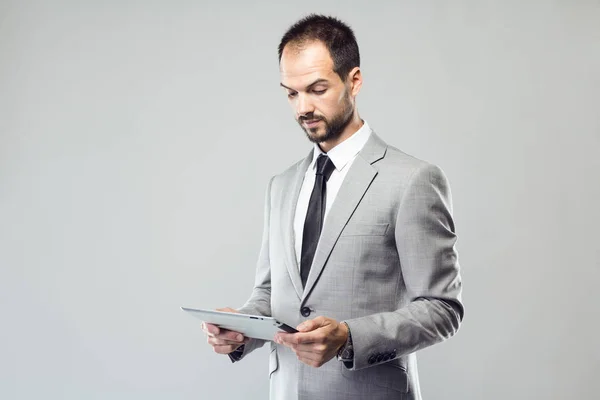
[
  {"x1": 339, "y1": 321, "x2": 349, "y2": 345},
  {"x1": 337, "y1": 322, "x2": 354, "y2": 361}
]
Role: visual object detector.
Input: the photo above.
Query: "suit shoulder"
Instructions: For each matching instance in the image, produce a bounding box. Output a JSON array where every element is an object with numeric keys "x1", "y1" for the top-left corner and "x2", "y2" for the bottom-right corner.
[
  {"x1": 270, "y1": 156, "x2": 308, "y2": 185},
  {"x1": 380, "y1": 145, "x2": 450, "y2": 185},
  {"x1": 381, "y1": 145, "x2": 437, "y2": 172}
]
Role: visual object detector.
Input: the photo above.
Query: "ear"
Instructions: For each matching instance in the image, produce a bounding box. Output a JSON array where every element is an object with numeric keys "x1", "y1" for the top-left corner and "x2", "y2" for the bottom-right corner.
[{"x1": 347, "y1": 67, "x2": 363, "y2": 97}]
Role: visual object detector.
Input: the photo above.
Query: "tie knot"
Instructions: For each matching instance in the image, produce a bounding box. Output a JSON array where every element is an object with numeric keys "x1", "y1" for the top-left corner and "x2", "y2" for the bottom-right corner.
[{"x1": 315, "y1": 154, "x2": 335, "y2": 181}]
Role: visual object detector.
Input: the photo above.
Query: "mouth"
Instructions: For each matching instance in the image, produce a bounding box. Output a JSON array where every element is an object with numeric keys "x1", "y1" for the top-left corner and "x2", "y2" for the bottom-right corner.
[{"x1": 303, "y1": 119, "x2": 322, "y2": 128}]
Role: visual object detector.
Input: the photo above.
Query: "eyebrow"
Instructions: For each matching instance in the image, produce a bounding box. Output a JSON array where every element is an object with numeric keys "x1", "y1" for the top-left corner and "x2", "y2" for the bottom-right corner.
[{"x1": 280, "y1": 78, "x2": 329, "y2": 92}]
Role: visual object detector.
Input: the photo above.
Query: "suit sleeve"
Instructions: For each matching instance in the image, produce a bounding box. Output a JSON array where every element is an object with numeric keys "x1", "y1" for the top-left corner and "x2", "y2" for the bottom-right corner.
[
  {"x1": 228, "y1": 176, "x2": 275, "y2": 362},
  {"x1": 343, "y1": 164, "x2": 464, "y2": 370}
]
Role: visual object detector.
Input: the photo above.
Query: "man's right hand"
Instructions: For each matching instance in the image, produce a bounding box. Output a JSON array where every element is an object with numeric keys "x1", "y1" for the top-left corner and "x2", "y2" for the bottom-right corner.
[{"x1": 202, "y1": 307, "x2": 249, "y2": 354}]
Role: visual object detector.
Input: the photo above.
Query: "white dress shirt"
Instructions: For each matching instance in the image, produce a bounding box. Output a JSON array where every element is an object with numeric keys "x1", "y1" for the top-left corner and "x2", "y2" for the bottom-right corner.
[{"x1": 293, "y1": 121, "x2": 372, "y2": 268}]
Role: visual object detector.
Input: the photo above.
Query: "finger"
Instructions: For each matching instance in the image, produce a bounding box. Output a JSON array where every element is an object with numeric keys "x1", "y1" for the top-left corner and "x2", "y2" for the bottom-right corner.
[
  {"x1": 205, "y1": 325, "x2": 245, "y2": 341},
  {"x1": 296, "y1": 352, "x2": 322, "y2": 364},
  {"x1": 291, "y1": 342, "x2": 328, "y2": 354},
  {"x1": 277, "y1": 333, "x2": 305, "y2": 347},
  {"x1": 208, "y1": 334, "x2": 246, "y2": 345},
  {"x1": 219, "y1": 329, "x2": 246, "y2": 342},
  {"x1": 296, "y1": 320, "x2": 315, "y2": 332},
  {"x1": 277, "y1": 333, "x2": 300, "y2": 345},
  {"x1": 208, "y1": 336, "x2": 246, "y2": 346},
  {"x1": 297, "y1": 316, "x2": 328, "y2": 332},
  {"x1": 210, "y1": 330, "x2": 246, "y2": 343},
  {"x1": 296, "y1": 353, "x2": 325, "y2": 368},
  {"x1": 204, "y1": 323, "x2": 221, "y2": 336},
  {"x1": 281, "y1": 331, "x2": 325, "y2": 345},
  {"x1": 274, "y1": 332, "x2": 293, "y2": 346},
  {"x1": 212, "y1": 344, "x2": 240, "y2": 354},
  {"x1": 216, "y1": 307, "x2": 238, "y2": 313}
]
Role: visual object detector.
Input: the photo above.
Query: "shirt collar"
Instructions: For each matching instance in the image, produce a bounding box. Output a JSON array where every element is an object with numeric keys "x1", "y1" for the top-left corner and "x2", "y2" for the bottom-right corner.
[{"x1": 309, "y1": 120, "x2": 372, "y2": 172}]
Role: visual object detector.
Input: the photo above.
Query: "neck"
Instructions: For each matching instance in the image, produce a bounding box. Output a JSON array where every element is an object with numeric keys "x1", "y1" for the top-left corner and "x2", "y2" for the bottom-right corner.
[{"x1": 319, "y1": 112, "x2": 363, "y2": 153}]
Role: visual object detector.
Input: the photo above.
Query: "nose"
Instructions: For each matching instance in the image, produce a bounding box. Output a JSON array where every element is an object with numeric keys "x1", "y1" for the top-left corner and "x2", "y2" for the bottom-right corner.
[{"x1": 295, "y1": 93, "x2": 314, "y2": 118}]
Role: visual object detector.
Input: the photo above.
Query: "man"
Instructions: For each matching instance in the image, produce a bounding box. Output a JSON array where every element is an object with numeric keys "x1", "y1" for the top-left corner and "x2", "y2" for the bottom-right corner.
[{"x1": 202, "y1": 14, "x2": 464, "y2": 400}]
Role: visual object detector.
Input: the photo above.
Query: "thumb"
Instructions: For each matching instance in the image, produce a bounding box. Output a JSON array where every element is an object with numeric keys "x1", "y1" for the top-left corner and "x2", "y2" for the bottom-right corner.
[
  {"x1": 216, "y1": 307, "x2": 238, "y2": 313},
  {"x1": 297, "y1": 316, "x2": 326, "y2": 332},
  {"x1": 297, "y1": 320, "x2": 315, "y2": 332}
]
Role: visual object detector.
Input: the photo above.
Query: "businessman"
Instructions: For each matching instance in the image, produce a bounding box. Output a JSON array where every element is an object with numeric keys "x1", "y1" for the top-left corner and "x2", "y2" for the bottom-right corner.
[{"x1": 203, "y1": 14, "x2": 464, "y2": 400}]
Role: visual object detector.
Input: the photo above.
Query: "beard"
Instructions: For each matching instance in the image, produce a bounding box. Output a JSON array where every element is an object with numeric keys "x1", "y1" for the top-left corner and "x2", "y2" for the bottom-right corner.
[{"x1": 297, "y1": 91, "x2": 354, "y2": 144}]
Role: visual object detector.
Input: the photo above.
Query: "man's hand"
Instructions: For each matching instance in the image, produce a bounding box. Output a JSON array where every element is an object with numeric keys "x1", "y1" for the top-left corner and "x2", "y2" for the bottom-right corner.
[
  {"x1": 202, "y1": 307, "x2": 249, "y2": 354},
  {"x1": 274, "y1": 316, "x2": 348, "y2": 368}
]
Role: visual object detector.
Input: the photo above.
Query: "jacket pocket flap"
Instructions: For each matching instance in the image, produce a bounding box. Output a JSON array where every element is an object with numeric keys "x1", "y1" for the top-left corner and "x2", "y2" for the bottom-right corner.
[
  {"x1": 340, "y1": 362, "x2": 408, "y2": 393},
  {"x1": 341, "y1": 223, "x2": 389, "y2": 236}
]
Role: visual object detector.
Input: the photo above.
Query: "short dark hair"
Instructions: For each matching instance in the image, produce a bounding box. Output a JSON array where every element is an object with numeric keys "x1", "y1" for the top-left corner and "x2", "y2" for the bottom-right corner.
[{"x1": 278, "y1": 14, "x2": 360, "y2": 81}]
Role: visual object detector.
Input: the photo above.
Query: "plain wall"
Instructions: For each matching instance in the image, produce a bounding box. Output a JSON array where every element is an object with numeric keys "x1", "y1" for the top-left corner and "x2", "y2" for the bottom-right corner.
[{"x1": 1, "y1": 1, "x2": 599, "y2": 399}]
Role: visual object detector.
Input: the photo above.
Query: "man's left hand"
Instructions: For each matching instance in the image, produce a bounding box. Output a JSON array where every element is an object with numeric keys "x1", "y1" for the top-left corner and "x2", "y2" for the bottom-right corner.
[{"x1": 274, "y1": 316, "x2": 348, "y2": 368}]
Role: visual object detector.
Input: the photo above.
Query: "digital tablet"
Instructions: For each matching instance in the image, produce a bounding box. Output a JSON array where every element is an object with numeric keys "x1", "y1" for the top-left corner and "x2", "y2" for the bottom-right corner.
[{"x1": 181, "y1": 307, "x2": 298, "y2": 341}]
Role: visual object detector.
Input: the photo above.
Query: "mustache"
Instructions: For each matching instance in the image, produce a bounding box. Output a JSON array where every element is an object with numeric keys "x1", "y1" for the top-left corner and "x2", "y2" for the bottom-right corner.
[{"x1": 298, "y1": 114, "x2": 325, "y2": 122}]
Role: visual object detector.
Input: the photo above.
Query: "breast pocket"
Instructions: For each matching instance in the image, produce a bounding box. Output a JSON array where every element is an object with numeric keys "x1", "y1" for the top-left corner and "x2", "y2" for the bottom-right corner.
[{"x1": 340, "y1": 223, "x2": 389, "y2": 236}]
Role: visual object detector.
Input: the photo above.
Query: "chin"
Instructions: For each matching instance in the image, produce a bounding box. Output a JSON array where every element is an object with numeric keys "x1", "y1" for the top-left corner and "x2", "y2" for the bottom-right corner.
[{"x1": 305, "y1": 129, "x2": 326, "y2": 143}]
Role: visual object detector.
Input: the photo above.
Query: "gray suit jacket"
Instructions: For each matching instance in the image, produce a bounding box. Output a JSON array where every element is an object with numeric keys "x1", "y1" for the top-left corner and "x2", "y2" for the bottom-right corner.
[{"x1": 235, "y1": 132, "x2": 463, "y2": 400}]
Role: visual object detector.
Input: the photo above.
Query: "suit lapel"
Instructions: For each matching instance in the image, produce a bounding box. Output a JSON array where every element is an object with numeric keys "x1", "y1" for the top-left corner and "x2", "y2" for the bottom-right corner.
[
  {"x1": 281, "y1": 152, "x2": 312, "y2": 300},
  {"x1": 301, "y1": 133, "x2": 388, "y2": 302}
]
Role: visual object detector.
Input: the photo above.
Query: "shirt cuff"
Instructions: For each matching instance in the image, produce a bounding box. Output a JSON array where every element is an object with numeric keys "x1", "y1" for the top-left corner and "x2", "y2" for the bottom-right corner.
[{"x1": 228, "y1": 345, "x2": 245, "y2": 362}]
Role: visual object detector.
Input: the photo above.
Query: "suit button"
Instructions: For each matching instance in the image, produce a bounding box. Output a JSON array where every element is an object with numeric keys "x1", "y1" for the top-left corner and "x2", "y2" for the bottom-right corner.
[
  {"x1": 300, "y1": 307, "x2": 311, "y2": 317},
  {"x1": 368, "y1": 355, "x2": 376, "y2": 364}
]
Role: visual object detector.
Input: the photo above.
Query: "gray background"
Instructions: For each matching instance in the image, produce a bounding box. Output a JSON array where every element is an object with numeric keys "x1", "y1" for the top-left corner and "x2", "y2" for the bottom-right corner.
[{"x1": 1, "y1": 0, "x2": 599, "y2": 399}]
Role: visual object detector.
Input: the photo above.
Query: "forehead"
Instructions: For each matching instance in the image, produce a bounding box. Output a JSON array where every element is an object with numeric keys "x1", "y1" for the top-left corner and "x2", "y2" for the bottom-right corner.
[{"x1": 280, "y1": 41, "x2": 339, "y2": 88}]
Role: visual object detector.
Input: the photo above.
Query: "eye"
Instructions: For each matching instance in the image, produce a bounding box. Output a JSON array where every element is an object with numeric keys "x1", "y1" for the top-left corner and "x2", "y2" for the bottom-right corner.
[
  {"x1": 313, "y1": 89, "x2": 327, "y2": 95},
  {"x1": 287, "y1": 92, "x2": 297, "y2": 99}
]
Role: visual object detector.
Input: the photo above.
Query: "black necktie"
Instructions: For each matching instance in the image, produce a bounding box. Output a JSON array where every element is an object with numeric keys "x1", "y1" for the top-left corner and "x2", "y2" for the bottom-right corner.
[{"x1": 300, "y1": 154, "x2": 335, "y2": 288}]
